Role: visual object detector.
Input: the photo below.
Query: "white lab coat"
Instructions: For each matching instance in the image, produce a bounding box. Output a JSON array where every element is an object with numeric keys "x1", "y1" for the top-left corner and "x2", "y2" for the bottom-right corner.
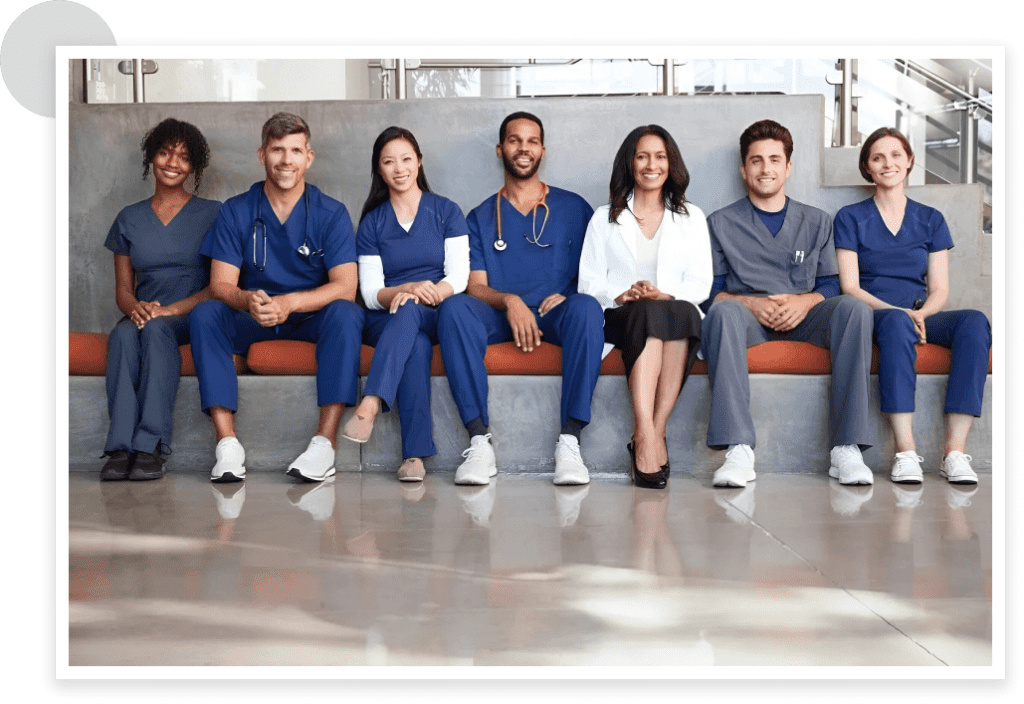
[{"x1": 578, "y1": 195, "x2": 714, "y2": 315}]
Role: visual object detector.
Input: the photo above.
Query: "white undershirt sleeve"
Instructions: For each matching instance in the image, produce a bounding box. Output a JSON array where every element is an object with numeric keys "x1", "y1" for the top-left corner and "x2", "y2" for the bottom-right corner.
[
  {"x1": 441, "y1": 235, "x2": 470, "y2": 295},
  {"x1": 358, "y1": 254, "x2": 386, "y2": 311}
]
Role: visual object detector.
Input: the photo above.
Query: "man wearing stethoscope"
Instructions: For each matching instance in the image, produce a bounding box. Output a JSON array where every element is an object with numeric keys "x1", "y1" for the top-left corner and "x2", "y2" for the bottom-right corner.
[
  {"x1": 190, "y1": 112, "x2": 364, "y2": 484},
  {"x1": 437, "y1": 111, "x2": 605, "y2": 487}
]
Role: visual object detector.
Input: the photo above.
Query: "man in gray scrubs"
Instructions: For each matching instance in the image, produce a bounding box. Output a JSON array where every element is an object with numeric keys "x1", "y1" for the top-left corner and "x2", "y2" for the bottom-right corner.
[{"x1": 701, "y1": 119, "x2": 874, "y2": 488}]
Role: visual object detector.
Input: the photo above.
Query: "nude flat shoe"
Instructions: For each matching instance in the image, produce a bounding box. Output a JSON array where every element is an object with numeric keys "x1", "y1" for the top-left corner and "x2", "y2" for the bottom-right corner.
[
  {"x1": 398, "y1": 457, "x2": 426, "y2": 482},
  {"x1": 341, "y1": 411, "x2": 375, "y2": 443}
]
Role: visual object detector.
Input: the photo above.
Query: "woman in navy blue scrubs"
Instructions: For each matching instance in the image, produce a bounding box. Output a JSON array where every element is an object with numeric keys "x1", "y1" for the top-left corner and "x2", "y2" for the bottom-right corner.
[
  {"x1": 341, "y1": 127, "x2": 470, "y2": 482},
  {"x1": 101, "y1": 118, "x2": 221, "y2": 481},
  {"x1": 834, "y1": 127, "x2": 990, "y2": 486}
]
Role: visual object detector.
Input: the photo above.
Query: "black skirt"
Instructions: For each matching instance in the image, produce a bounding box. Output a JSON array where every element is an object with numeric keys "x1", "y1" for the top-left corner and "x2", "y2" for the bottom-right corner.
[{"x1": 604, "y1": 299, "x2": 702, "y2": 382}]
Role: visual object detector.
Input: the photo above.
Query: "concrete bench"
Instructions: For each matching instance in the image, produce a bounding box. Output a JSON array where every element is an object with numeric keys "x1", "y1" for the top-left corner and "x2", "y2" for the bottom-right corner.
[{"x1": 68, "y1": 332, "x2": 993, "y2": 476}]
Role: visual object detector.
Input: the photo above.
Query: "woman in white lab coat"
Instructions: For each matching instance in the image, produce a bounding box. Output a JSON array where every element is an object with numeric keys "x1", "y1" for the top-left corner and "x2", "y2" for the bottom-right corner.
[{"x1": 579, "y1": 125, "x2": 713, "y2": 488}]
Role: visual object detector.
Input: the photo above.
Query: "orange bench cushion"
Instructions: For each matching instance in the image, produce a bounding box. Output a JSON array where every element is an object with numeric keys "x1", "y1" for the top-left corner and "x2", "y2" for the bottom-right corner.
[
  {"x1": 71, "y1": 332, "x2": 992, "y2": 377},
  {"x1": 68, "y1": 331, "x2": 247, "y2": 376}
]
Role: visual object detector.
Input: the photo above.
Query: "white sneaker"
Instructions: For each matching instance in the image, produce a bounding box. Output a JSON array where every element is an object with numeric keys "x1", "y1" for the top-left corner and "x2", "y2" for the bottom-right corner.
[
  {"x1": 455, "y1": 434, "x2": 496, "y2": 485},
  {"x1": 940, "y1": 451, "x2": 978, "y2": 484},
  {"x1": 829, "y1": 445, "x2": 874, "y2": 485},
  {"x1": 553, "y1": 434, "x2": 590, "y2": 485},
  {"x1": 713, "y1": 444, "x2": 755, "y2": 487},
  {"x1": 890, "y1": 451, "x2": 924, "y2": 484},
  {"x1": 211, "y1": 437, "x2": 246, "y2": 483},
  {"x1": 287, "y1": 435, "x2": 337, "y2": 482}
]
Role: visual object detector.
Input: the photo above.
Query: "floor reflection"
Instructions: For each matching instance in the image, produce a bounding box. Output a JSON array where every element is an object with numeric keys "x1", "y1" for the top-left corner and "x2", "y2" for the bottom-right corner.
[{"x1": 68, "y1": 468, "x2": 993, "y2": 667}]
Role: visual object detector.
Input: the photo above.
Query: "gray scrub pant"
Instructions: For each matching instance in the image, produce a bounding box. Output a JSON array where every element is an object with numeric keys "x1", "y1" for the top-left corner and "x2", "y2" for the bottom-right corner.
[{"x1": 700, "y1": 295, "x2": 874, "y2": 451}]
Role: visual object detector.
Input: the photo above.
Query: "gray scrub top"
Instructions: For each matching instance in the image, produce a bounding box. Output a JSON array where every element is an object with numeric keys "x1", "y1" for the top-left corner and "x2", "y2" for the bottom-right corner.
[{"x1": 707, "y1": 197, "x2": 837, "y2": 296}]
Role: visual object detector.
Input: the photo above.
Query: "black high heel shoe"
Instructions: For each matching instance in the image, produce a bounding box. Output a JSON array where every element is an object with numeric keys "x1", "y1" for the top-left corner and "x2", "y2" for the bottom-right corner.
[
  {"x1": 627, "y1": 441, "x2": 668, "y2": 490},
  {"x1": 662, "y1": 437, "x2": 670, "y2": 477}
]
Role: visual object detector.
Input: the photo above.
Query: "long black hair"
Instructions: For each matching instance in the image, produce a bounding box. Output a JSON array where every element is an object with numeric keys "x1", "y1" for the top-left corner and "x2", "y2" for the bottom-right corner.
[
  {"x1": 608, "y1": 124, "x2": 689, "y2": 223},
  {"x1": 359, "y1": 126, "x2": 432, "y2": 224},
  {"x1": 141, "y1": 118, "x2": 211, "y2": 192}
]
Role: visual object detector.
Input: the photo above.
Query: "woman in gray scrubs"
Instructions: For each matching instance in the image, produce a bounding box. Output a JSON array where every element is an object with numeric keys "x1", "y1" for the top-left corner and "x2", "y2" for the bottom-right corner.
[{"x1": 101, "y1": 118, "x2": 221, "y2": 481}]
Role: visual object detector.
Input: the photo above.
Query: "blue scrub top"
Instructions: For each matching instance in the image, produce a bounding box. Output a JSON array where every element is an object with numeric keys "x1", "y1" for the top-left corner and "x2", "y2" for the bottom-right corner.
[
  {"x1": 201, "y1": 182, "x2": 356, "y2": 297},
  {"x1": 833, "y1": 197, "x2": 953, "y2": 309},
  {"x1": 104, "y1": 196, "x2": 221, "y2": 306},
  {"x1": 467, "y1": 185, "x2": 594, "y2": 308},
  {"x1": 356, "y1": 191, "x2": 468, "y2": 287}
]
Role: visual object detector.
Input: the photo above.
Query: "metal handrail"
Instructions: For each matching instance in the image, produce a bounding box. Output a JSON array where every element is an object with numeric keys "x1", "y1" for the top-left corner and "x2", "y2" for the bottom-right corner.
[{"x1": 894, "y1": 59, "x2": 992, "y2": 118}]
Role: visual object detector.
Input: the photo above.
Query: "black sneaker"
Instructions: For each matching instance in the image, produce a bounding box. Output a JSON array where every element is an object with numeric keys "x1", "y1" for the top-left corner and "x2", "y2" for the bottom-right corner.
[
  {"x1": 100, "y1": 450, "x2": 134, "y2": 481},
  {"x1": 129, "y1": 444, "x2": 167, "y2": 481}
]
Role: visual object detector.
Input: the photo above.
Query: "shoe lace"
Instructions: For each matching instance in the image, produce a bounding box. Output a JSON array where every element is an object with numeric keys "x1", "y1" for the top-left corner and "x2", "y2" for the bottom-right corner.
[
  {"x1": 724, "y1": 445, "x2": 749, "y2": 463},
  {"x1": 462, "y1": 434, "x2": 492, "y2": 460},
  {"x1": 894, "y1": 453, "x2": 923, "y2": 472},
  {"x1": 559, "y1": 437, "x2": 584, "y2": 463},
  {"x1": 833, "y1": 445, "x2": 861, "y2": 465}
]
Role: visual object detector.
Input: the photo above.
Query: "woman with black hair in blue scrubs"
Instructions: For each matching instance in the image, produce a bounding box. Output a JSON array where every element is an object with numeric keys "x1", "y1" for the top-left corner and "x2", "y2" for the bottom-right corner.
[
  {"x1": 341, "y1": 126, "x2": 470, "y2": 482},
  {"x1": 835, "y1": 126, "x2": 991, "y2": 486}
]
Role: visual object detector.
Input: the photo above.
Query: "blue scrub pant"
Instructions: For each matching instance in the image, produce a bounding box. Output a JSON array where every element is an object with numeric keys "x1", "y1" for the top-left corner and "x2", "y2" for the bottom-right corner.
[
  {"x1": 436, "y1": 293, "x2": 604, "y2": 428},
  {"x1": 363, "y1": 304, "x2": 439, "y2": 459},
  {"x1": 874, "y1": 308, "x2": 991, "y2": 416},
  {"x1": 105, "y1": 315, "x2": 188, "y2": 454},
  {"x1": 701, "y1": 295, "x2": 875, "y2": 450},
  {"x1": 189, "y1": 299, "x2": 364, "y2": 414}
]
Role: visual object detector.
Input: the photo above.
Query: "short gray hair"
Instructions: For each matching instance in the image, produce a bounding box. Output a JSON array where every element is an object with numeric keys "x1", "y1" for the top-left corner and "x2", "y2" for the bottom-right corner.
[{"x1": 261, "y1": 112, "x2": 311, "y2": 148}]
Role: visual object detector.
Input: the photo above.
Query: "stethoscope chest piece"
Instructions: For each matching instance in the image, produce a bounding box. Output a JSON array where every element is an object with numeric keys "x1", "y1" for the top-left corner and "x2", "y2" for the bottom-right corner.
[
  {"x1": 297, "y1": 244, "x2": 311, "y2": 256},
  {"x1": 493, "y1": 239, "x2": 507, "y2": 252}
]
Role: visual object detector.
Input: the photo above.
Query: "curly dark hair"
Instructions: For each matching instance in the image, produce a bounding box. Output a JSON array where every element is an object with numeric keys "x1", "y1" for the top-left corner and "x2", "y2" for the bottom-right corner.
[
  {"x1": 141, "y1": 118, "x2": 211, "y2": 192},
  {"x1": 608, "y1": 125, "x2": 689, "y2": 223},
  {"x1": 359, "y1": 126, "x2": 432, "y2": 224}
]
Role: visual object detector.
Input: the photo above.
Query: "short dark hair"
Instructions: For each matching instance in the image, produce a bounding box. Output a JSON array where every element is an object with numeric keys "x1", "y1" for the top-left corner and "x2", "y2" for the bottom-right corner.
[
  {"x1": 261, "y1": 112, "x2": 311, "y2": 148},
  {"x1": 140, "y1": 118, "x2": 211, "y2": 192},
  {"x1": 499, "y1": 111, "x2": 544, "y2": 145},
  {"x1": 608, "y1": 125, "x2": 690, "y2": 223},
  {"x1": 858, "y1": 127, "x2": 915, "y2": 183},
  {"x1": 359, "y1": 126, "x2": 432, "y2": 224},
  {"x1": 739, "y1": 119, "x2": 794, "y2": 163}
]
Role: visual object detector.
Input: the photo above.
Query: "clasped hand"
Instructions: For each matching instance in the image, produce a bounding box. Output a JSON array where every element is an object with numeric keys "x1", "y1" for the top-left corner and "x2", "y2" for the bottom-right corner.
[
  {"x1": 904, "y1": 307, "x2": 927, "y2": 344},
  {"x1": 130, "y1": 300, "x2": 176, "y2": 329},
  {"x1": 505, "y1": 293, "x2": 565, "y2": 352},
  {"x1": 389, "y1": 281, "x2": 446, "y2": 314},
  {"x1": 618, "y1": 280, "x2": 668, "y2": 303},
  {"x1": 248, "y1": 290, "x2": 291, "y2": 327},
  {"x1": 748, "y1": 293, "x2": 815, "y2": 332}
]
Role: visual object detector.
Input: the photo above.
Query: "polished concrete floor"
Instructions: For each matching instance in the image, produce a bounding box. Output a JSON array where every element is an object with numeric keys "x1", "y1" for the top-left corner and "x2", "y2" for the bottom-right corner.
[{"x1": 68, "y1": 467, "x2": 992, "y2": 668}]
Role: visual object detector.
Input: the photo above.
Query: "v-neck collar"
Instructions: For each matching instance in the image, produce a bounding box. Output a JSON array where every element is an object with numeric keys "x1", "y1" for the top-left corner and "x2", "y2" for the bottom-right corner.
[
  {"x1": 746, "y1": 196, "x2": 793, "y2": 249},
  {"x1": 149, "y1": 194, "x2": 193, "y2": 228},
  {"x1": 870, "y1": 196, "x2": 906, "y2": 237}
]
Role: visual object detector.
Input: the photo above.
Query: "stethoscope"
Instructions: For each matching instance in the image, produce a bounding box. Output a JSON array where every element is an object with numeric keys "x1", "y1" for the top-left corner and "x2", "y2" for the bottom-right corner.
[
  {"x1": 252, "y1": 184, "x2": 321, "y2": 270},
  {"x1": 494, "y1": 183, "x2": 550, "y2": 252}
]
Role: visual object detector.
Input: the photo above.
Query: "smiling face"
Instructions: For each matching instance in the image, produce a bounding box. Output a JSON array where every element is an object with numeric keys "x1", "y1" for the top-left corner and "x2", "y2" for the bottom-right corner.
[
  {"x1": 740, "y1": 138, "x2": 792, "y2": 205},
  {"x1": 258, "y1": 132, "x2": 314, "y2": 195},
  {"x1": 632, "y1": 133, "x2": 669, "y2": 195},
  {"x1": 151, "y1": 141, "x2": 193, "y2": 191},
  {"x1": 378, "y1": 138, "x2": 421, "y2": 196},
  {"x1": 866, "y1": 135, "x2": 914, "y2": 190},
  {"x1": 497, "y1": 118, "x2": 545, "y2": 181}
]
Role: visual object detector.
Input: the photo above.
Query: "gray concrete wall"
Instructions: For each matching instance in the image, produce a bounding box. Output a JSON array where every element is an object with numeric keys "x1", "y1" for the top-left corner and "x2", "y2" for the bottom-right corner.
[
  {"x1": 69, "y1": 374, "x2": 993, "y2": 475},
  {"x1": 69, "y1": 95, "x2": 990, "y2": 333}
]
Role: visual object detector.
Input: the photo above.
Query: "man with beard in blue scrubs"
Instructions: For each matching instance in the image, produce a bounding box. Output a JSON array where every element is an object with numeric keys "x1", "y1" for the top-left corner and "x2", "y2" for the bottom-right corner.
[
  {"x1": 437, "y1": 112, "x2": 604, "y2": 487},
  {"x1": 190, "y1": 113, "x2": 364, "y2": 484}
]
